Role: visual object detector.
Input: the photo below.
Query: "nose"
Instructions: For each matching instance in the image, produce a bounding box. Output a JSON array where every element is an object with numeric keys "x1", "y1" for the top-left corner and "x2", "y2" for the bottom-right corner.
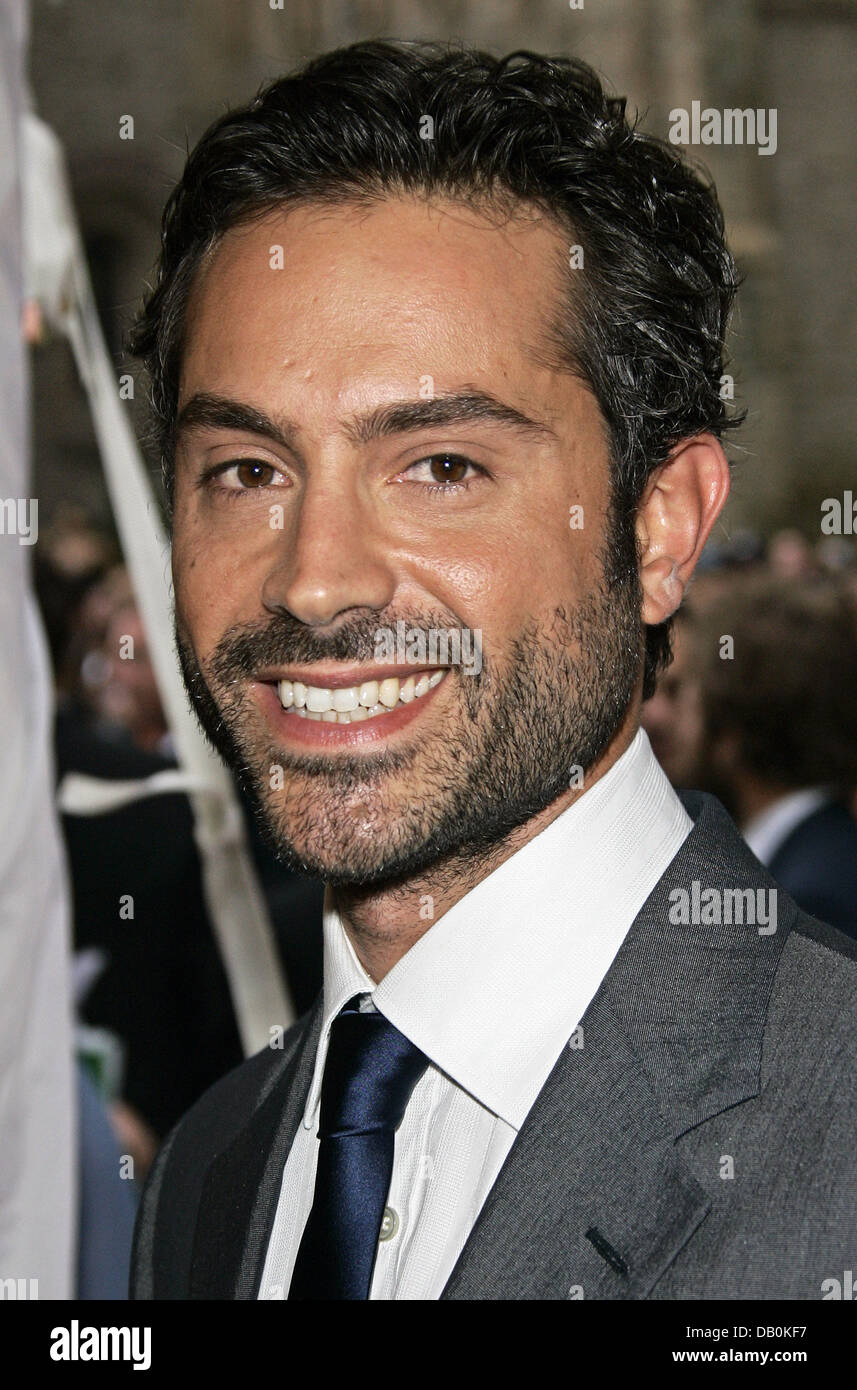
[{"x1": 261, "y1": 468, "x2": 396, "y2": 628}]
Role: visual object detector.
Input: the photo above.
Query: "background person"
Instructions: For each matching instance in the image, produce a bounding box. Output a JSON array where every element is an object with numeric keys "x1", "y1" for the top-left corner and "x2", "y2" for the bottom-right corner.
[{"x1": 693, "y1": 572, "x2": 857, "y2": 938}]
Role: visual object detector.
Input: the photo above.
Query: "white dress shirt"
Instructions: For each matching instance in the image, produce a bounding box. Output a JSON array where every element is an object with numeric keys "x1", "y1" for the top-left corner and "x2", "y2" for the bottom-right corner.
[
  {"x1": 259, "y1": 727, "x2": 692, "y2": 1300},
  {"x1": 742, "y1": 787, "x2": 831, "y2": 867}
]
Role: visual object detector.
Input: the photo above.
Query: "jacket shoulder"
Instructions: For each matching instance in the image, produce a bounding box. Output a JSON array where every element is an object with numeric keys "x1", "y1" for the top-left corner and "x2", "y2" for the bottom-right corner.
[
  {"x1": 130, "y1": 1009, "x2": 314, "y2": 1299},
  {"x1": 767, "y1": 910, "x2": 857, "y2": 1071}
]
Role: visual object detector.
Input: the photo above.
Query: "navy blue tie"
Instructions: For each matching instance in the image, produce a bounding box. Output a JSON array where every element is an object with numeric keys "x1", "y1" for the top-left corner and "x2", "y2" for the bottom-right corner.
[{"x1": 288, "y1": 996, "x2": 429, "y2": 1300}]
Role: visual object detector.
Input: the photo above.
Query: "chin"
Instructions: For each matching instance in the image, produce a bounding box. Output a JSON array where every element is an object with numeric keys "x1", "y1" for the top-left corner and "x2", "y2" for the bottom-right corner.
[{"x1": 252, "y1": 794, "x2": 401, "y2": 884}]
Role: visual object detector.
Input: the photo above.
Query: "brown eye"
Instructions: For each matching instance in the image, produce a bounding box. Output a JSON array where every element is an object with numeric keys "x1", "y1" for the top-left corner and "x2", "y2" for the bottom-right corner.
[
  {"x1": 428, "y1": 454, "x2": 468, "y2": 485},
  {"x1": 235, "y1": 460, "x2": 276, "y2": 487}
]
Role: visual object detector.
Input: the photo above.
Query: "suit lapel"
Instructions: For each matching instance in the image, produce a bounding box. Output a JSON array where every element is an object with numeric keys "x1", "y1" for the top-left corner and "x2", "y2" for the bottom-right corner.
[
  {"x1": 189, "y1": 995, "x2": 324, "y2": 1299},
  {"x1": 440, "y1": 989, "x2": 712, "y2": 1300},
  {"x1": 442, "y1": 792, "x2": 792, "y2": 1300}
]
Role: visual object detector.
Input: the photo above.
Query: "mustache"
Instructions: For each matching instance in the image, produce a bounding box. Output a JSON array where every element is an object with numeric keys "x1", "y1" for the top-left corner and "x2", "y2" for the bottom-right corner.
[{"x1": 206, "y1": 608, "x2": 472, "y2": 684}]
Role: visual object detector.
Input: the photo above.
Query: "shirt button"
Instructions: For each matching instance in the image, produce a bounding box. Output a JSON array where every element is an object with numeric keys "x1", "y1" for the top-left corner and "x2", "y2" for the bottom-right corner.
[{"x1": 379, "y1": 1206, "x2": 399, "y2": 1242}]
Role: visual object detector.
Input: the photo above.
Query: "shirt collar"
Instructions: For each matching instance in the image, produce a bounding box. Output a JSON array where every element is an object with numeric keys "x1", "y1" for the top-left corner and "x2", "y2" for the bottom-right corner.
[
  {"x1": 305, "y1": 728, "x2": 691, "y2": 1131},
  {"x1": 742, "y1": 787, "x2": 831, "y2": 866},
  {"x1": 301, "y1": 887, "x2": 376, "y2": 1127}
]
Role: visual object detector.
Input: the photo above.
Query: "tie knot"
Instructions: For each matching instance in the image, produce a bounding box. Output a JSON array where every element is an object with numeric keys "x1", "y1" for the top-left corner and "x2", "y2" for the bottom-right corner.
[{"x1": 319, "y1": 1001, "x2": 428, "y2": 1140}]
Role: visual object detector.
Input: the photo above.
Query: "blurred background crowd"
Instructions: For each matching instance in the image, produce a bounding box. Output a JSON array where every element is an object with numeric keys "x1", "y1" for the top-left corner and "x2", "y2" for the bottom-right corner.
[
  {"x1": 7, "y1": 0, "x2": 856, "y2": 1299},
  {"x1": 642, "y1": 539, "x2": 857, "y2": 932}
]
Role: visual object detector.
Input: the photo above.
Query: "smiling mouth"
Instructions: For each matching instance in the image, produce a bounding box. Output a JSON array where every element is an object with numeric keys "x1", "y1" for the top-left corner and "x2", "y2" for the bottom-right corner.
[{"x1": 276, "y1": 669, "x2": 447, "y2": 723}]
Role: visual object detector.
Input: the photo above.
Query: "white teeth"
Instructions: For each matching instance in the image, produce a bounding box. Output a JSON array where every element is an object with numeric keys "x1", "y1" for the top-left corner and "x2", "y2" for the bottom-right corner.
[
  {"x1": 306, "y1": 686, "x2": 332, "y2": 713},
  {"x1": 332, "y1": 686, "x2": 359, "y2": 712},
  {"x1": 378, "y1": 677, "x2": 400, "y2": 708},
  {"x1": 277, "y1": 669, "x2": 449, "y2": 722}
]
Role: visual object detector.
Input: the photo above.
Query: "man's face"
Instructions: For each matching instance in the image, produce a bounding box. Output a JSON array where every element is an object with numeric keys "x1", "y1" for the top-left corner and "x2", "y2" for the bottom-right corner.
[{"x1": 172, "y1": 196, "x2": 642, "y2": 885}]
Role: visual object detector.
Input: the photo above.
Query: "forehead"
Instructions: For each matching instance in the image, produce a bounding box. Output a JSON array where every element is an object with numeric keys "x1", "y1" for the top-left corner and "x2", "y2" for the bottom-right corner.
[{"x1": 179, "y1": 195, "x2": 573, "y2": 412}]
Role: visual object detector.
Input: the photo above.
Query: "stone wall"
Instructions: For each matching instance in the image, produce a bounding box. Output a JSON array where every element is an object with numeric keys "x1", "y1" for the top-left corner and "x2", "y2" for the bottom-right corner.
[{"x1": 26, "y1": 0, "x2": 856, "y2": 539}]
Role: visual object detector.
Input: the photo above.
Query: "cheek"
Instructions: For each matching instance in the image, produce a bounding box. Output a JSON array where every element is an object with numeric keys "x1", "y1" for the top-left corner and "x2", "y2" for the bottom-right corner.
[
  {"x1": 494, "y1": 499, "x2": 605, "y2": 611},
  {"x1": 173, "y1": 500, "x2": 271, "y2": 650},
  {"x1": 172, "y1": 525, "x2": 233, "y2": 660},
  {"x1": 403, "y1": 508, "x2": 602, "y2": 658}
]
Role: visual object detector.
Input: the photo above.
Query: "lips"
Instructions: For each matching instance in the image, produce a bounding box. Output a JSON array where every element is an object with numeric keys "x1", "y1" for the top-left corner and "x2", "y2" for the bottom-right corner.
[
  {"x1": 277, "y1": 669, "x2": 445, "y2": 723},
  {"x1": 252, "y1": 667, "x2": 450, "y2": 746}
]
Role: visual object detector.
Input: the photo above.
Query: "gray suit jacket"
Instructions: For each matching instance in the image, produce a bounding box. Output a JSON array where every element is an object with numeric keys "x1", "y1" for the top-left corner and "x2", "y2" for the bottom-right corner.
[{"x1": 130, "y1": 792, "x2": 857, "y2": 1299}]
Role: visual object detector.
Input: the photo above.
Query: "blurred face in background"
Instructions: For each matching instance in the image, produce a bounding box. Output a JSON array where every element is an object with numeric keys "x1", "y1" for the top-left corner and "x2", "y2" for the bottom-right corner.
[
  {"x1": 77, "y1": 581, "x2": 167, "y2": 752},
  {"x1": 97, "y1": 606, "x2": 165, "y2": 749}
]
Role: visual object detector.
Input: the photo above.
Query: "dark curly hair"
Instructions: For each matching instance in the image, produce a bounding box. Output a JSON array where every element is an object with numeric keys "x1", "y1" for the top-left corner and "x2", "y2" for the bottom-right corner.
[{"x1": 127, "y1": 39, "x2": 742, "y2": 699}]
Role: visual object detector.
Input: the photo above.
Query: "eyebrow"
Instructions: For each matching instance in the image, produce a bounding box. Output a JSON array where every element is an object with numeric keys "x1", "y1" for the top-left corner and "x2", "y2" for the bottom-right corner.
[
  {"x1": 173, "y1": 388, "x2": 558, "y2": 454},
  {"x1": 174, "y1": 394, "x2": 298, "y2": 453},
  {"x1": 344, "y1": 391, "x2": 558, "y2": 445}
]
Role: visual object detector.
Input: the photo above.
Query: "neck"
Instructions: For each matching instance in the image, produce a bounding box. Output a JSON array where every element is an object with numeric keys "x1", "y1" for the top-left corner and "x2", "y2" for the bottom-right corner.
[{"x1": 332, "y1": 707, "x2": 640, "y2": 982}]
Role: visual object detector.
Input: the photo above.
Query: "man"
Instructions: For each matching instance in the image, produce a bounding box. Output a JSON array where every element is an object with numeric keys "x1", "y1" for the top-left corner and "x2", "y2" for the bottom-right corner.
[
  {"x1": 693, "y1": 572, "x2": 857, "y2": 940},
  {"x1": 129, "y1": 41, "x2": 857, "y2": 1300}
]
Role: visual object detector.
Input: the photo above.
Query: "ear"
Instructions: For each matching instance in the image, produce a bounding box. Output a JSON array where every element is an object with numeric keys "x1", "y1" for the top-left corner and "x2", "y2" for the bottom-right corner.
[{"x1": 635, "y1": 434, "x2": 730, "y2": 626}]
